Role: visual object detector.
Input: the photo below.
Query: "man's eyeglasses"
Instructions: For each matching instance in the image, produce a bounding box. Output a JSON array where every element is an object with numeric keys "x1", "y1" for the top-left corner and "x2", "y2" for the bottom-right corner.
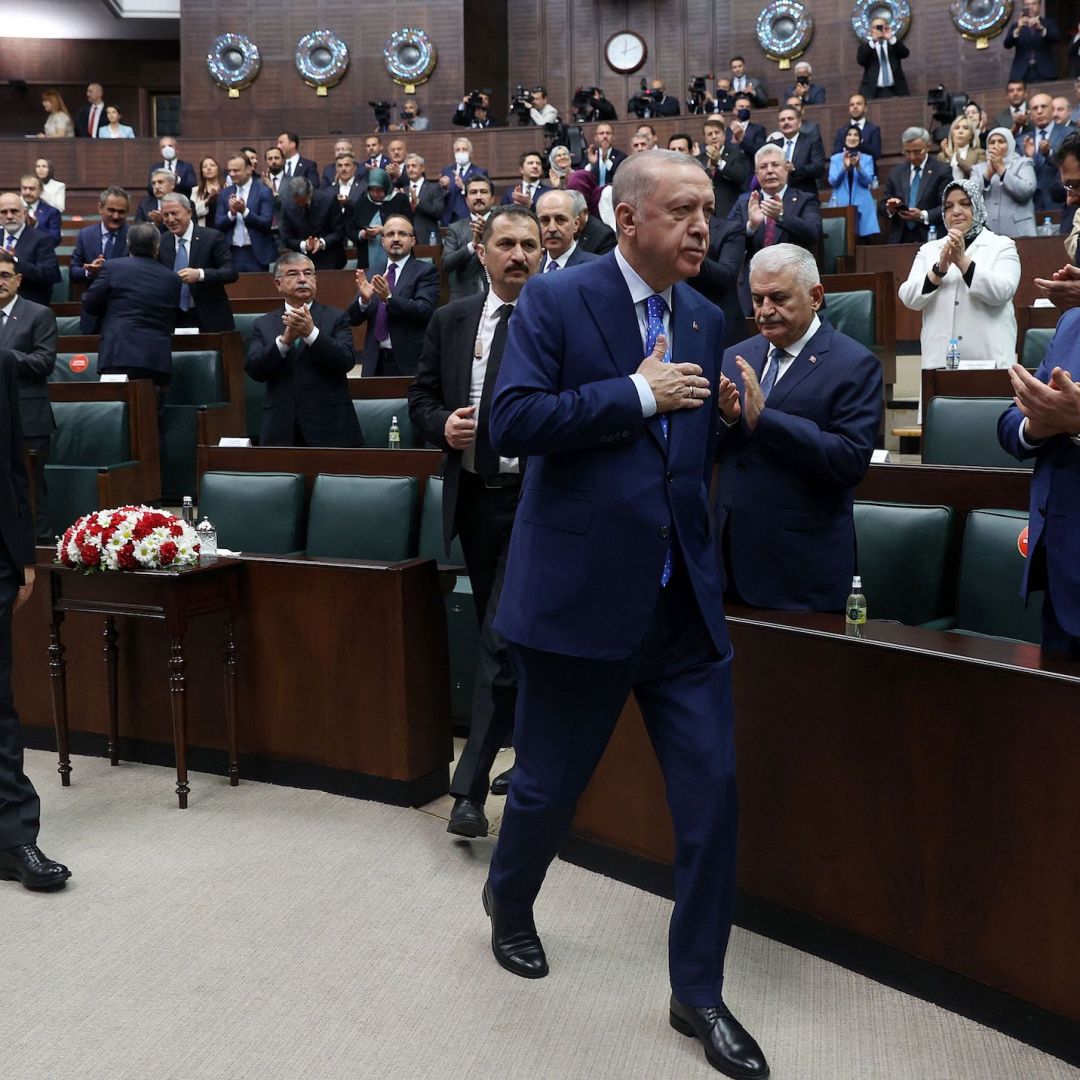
[
  {"x1": 0, "y1": 271, "x2": 19, "y2": 281},
  {"x1": 1061, "y1": 180, "x2": 1080, "y2": 192}
]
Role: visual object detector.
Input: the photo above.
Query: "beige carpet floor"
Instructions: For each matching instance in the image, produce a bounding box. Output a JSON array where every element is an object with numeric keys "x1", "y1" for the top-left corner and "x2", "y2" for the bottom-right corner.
[{"x1": 1, "y1": 750, "x2": 1076, "y2": 1080}]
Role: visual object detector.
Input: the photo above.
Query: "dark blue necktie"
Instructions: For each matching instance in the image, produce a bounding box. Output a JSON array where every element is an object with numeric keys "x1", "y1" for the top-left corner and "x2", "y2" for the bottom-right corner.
[
  {"x1": 174, "y1": 237, "x2": 192, "y2": 311},
  {"x1": 645, "y1": 293, "x2": 673, "y2": 587},
  {"x1": 103, "y1": 232, "x2": 114, "y2": 259},
  {"x1": 760, "y1": 347, "x2": 786, "y2": 399}
]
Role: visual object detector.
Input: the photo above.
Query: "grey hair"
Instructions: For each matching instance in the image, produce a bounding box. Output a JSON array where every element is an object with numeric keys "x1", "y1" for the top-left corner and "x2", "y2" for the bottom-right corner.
[
  {"x1": 151, "y1": 169, "x2": 177, "y2": 187},
  {"x1": 405, "y1": 153, "x2": 425, "y2": 167},
  {"x1": 611, "y1": 148, "x2": 706, "y2": 213},
  {"x1": 161, "y1": 192, "x2": 191, "y2": 211},
  {"x1": 795, "y1": 61, "x2": 812, "y2": 74},
  {"x1": 98, "y1": 185, "x2": 129, "y2": 206},
  {"x1": 273, "y1": 250, "x2": 315, "y2": 277},
  {"x1": 566, "y1": 189, "x2": 588, "y2": 217},
  {"x1": 754, "y1": 143, "x2": 785, "y2": 166},
  {"x1": 282, "y1": 176, "x2": 312, "y2": 200},
  {"x1": 901, "y1": 126, "x2": 930, "y2": 144},
  {"x1": 749, "y1": 244, "x2": 820, "y2": 290},
  {"x1": 453, "y1": 136, "x2": 473, "y2": 153},
  {"x1": 127, "y1": 222, "x2": 161, "y2": 258}
]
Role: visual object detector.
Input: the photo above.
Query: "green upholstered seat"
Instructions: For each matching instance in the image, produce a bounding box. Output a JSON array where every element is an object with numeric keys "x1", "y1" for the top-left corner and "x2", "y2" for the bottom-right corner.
[
  {"x1": 853, "y1": 500, "x2": 956, "y2": 625},
  {"x1": 922, "y1": 396, "x2": 1030, "y2": 470},
  {"x1": 160, "y1": 351, "x2": 227, "y2": 500},
  {"x1": 55, "y1": 316, "x2": 82, "y2": 336},
  {"x1": 244, "y1": 375, "x2": 265, "y2": 442},
  {"x1": 419, "y1": 477, "x2": 478, "y2": 721},
  {"x1": 353, "y1": 398, "x2": 416, "y2": 448},
  {"x1": 198, "y1": 471, "x2": 305, "y2": 554},
  {"x1": 1021, "y1": 327, "x2": 1054, "y2": 371},
  {"x1": 952, "y1": 508, "x2": 1043, "y2": 643},
  {"x1": 51, "y1": 265, "x2": 69, "y2": 304},
  {"x1": 305, "y1": 474, "x2": 419, "y2": 560},
  {"x1": 51, "y1": 353, "x2": 100, "y2": 382},
  {"x1": 164, "y1": 352, "x2": 223, "y2": 405},
  {"x1": 233, "y1": 312, "x2": 262, "y2": 343},
  {"x1": 824, "y1": 290, "x2": 874, "y2": 350},
  {"x1": 820, "y1": 217, "x2": 847, "y2": 276},
  {"x1": 46, "y1": 401, "x2": 135, "y2": 537}
]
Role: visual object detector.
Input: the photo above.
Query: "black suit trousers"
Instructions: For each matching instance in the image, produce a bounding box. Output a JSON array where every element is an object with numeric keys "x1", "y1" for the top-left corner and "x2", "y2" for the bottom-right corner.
[
  {"x1": 449, "y1": 471, "x2": 519, "y2": 802},
  {"x1": 0, "y1": 550, "x2": 40, "y2": 849},
  {"x1": 23, "y1": 436, "x2": 50, "y2": 544}
]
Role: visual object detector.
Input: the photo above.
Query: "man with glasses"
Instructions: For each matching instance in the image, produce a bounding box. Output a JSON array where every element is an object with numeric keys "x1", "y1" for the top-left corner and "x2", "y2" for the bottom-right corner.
[
  {"x1": 857, "y1": 17, "x2": 910, "y2": 99},
  {"x1": 244, "y1": 252, "x2": 363, "y2": 447}
]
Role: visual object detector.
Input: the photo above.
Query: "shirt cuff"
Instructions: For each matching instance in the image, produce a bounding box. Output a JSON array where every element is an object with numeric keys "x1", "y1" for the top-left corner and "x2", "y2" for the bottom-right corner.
[
  {"x1": 303, "y1": 326, "x2": 320, "y2": 346},
  {"x1": 275, "y1": 335, "x2": 289, "y2": 355},
  {"x1": 920, "y1": 210, "x2": 929, "y2": 224},
  {"x1": 630, "y1": 373, "x2": 657, "y2": 418},
  {"x1": 198, "y1": 268, "x2": 205, "y2": 282},
  {"x1": 1018, "y1": 417, "x2": 1043, "y2": 451}
]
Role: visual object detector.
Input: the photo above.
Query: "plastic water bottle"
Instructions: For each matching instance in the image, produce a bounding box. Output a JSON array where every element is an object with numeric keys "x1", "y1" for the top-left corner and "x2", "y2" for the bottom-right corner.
[
  {"x1": 428, "y1": 230, "x2": 438, "y2": 245},
  {"x1": 927, "y1": 225, "x2": 938, "y2": 243},
  {"x1": 388, "y1": 416, "x2": 401, "y2": 450},
  {"x1": 181, "y1": 496, "x2": 194, "y2": 524},
  {"x1": 946, "y1": 337, "x2": 960, "y2": 371},
  {"x1": 196, "y1": 516, "x2": 218, "y2": 560},
  {"x1": 845, "y1": 576, "x2": 867, "y2": 638},
  {"x1": 1039, "y1": 215, "x2": 1054, "y2": 237}
]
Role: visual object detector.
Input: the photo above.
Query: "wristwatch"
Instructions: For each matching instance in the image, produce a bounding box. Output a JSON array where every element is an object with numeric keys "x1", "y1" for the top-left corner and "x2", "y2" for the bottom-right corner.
[{"x1": 1070, "y1": 434, "x2": 1080, "y2": 447}]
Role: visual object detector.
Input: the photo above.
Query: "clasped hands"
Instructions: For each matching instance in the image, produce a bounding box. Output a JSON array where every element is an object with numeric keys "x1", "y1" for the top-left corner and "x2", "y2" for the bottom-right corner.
[
  {"x1": 1010, "y1": 363, "x2": 1080, "y2": 441},
  {"x1": 747, "y1": 190, "x2": 784, "y2": 229},
  {"x1": 1034, "y1": 263, "x2": 1080, "y2": 310},
  {"x1": 280, "y1": 306, "x2": 314, "y2": 345},
  {"x1": 933, "y1": 227, "x2": 966, "y2": 273}
]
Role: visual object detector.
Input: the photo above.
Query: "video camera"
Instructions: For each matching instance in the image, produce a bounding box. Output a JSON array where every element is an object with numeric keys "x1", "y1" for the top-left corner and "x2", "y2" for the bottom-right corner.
[
  {"x1": 510, "y1": 84, "x2": 535, "y2": 126},
  {"x1": 628, "y1": 78, "x2": 663, "y2": 119},
  {"x1": 686, "y1": 75, "x2": 713, "y2": 115},
  {"x1": 926, "y1": 85, "x2": 969, "y2": 144},
  {"x1": 369, "y1": 100, "x2": 394, "y2": 133}
]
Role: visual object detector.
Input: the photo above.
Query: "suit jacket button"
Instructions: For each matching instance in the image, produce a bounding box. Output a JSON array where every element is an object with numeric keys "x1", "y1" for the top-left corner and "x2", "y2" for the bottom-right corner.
[
  {"x1": 659, "y1": 525, "x2": 670, "y2": 539},
  {"x1": 622, "y1": 430, "x2": 630, "y2": 437},
  {"x1": 666, "y1": 472, "x2": 674, "y2": 482}
]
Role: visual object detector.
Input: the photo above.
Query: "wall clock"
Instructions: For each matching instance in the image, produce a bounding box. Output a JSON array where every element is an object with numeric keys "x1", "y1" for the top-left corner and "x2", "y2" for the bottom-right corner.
[{"x1": 605, "y1": 31, "x2": 647, "y2": 75}]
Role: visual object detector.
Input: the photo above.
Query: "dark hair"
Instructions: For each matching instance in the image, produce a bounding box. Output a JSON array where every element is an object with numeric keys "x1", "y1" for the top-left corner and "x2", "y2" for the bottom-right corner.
[
  {"x1": 480, "y1": 204, "x2": 541, "y2": 246},
  {"x1": 36, "y1": 158, "x2": 55, "y2": 182},
  {"x1": 240, "y1": 145, "x2": 258, "y2": 157},
  {"x1": 519, "y1": 150, "x2": 543, "y2": 167},
  {"x1": 1057, "y1": 130, "x2": 1080, "y2": 167},
  {"x1": 283, "y1": 176, "x2": 313, "y2": 200},
  {"x1": 280, "y1": 132, "x2": 300, "y2": 149},
  {"x1": 127, "y1": 222, "x2": 160, "y2": 258},
  {"x1": 0, "y1": 250, "x2": 16, "y2": 271},
  {"x1": 98, "y1": 185, "x2": 129, "y2": 207},
  {"x1": 734, "y1": 96, "x2": 752, "y2": 108},
  {"x1": 730, "y1": 55, "x2": 745, "y2": 63},
  {"x1": 465, "y1": 174, "x2": 494, "y2": 196},
  {"x1": 273, "y1": 250, "x2": 314, "y2": 277},
  {"x1": 668, "y1": 132, "x2": 693, "y2": 150},
  {"x1": 382, "y1": 213, "x2": 414, "y2": 235}
]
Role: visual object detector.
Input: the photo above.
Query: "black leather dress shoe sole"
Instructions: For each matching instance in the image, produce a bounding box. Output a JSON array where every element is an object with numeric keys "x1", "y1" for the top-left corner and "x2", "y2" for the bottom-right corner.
[
  {"x1": 482, "y1": 881, "x2": 549, "y2": 979},
  {"x1": 0, "y1": 846, "x2": 72, "y2": 891},
  {"x1": 669, "y1": 996, "x2": 770, "y2": 1079},
  {"x1": 447, "y1": 799, "x2": 489, "y2": 838},
  {"x1": 489, "y1": 767, "x2": 514, "y2": 796}
]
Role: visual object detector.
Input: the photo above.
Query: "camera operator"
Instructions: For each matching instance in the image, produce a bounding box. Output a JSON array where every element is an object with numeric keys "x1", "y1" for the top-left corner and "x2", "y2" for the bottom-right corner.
[
  {"x1": 453, "y1": 91, "x2": 499, "y2": 129},
  {"x1": 785, "y1": 62, "x2": 826, "y2": 105},
  {"x1": 394, "y1": 101, "x2": 428, "y2": 132},
  {"x1": 571, "y1": 87, "x2": 616, "y2": 124},
  {"x1": 628, "y1": 78, "x2": 681, "y2": 119},
  {"x1": 686, "y1": 76, "x2": 715, "y2": 116},
  {"x1": 529, "y1": 87, "x2": 559, "y2": 126}
]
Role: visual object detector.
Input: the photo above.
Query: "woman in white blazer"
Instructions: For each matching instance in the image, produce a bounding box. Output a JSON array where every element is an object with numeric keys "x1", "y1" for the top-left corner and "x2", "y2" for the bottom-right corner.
[
  {"x1": 899, "y1": 178, "x2": 1020, "y2": 371},
  {"x1": 980, "y1": 127, "x2": 1037, "y2": 238},
  {"x1": 34, "y1": 158, "x2": 65, "y2": 213}
]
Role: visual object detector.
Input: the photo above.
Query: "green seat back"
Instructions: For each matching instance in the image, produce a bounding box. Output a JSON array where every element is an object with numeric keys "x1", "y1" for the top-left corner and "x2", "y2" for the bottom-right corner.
[
  {"x1": 198, "y1": 471, "x2": 305, "y2": 553},
  {"x1": 353, "y1": 398, "x2": 415, "y2": 448},
  {"x1": 51, "y1": 353, "x2": 100, "y2": 382},
  {"x1": 1021, "y1": 327, "x2": 1054, "y2": 371},
  {"x1": 820, "y1": 217, "x2": 847, "y2": 276},
  {"x1": 854, "y1": 501, "x2": 955, "y2": 625},
  {"x1": 56, "y1": 245, "x2": 75, "y2": 257},
  {"x1": 245, "y1": 374, "x2": 265, "y2": 441},
  {"x1": 233, "y1": 312, "x2": 262, "y2": 343},
  {"x1": 305, "y1": 474, "x2": 419, "y2": 560},
  {"x1": 955, "y1": 509, "x2": 1043, "y2": 643},
  {"x1": 50, "y1": 401, "x2": 129, "y2": 464},
  {"x1": 55, "y1": 316, "x2": 82, "y2": 336},
  {"x1": 164, "y1": 351, "x2": 224, "y2": 405},
  {"x1": 51, "y1": 265, "x2": 70, "y2": 303},
  {"x1": 824, "y1": 290, "x2": 875, "y2": 350},
  {"x1": 418, "y1": 476, "x2": 466, "y2": 564},
  {"x1": 923, "y1": 397, "x2": 1030, "y2": 470}
]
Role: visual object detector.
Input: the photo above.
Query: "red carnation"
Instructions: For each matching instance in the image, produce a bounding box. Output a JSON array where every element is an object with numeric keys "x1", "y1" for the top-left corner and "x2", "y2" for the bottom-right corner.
[
  {"x1": 117, "y1": 542, "x2": 137, "y2": 570},
  {"x1": 132, "y1": 521, "x2": 152, "y2": 540},
  {"x1": 79, "y1": 543, "x2": 100, "y2": 567},
  {"x1": 169, "y1": 524, "x2": 183, "y2": 537}
]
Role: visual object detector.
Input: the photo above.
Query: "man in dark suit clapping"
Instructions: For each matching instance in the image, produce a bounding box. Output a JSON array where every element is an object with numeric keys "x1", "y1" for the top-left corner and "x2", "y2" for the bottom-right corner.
[
  {"x1": 278, "y1": 178, "x2": 347, "y2": 271},
  {"x1": 146, "y1": 137, "x2": 197, "y2": 198},
  {"x1": 0, "y1": 193, "x2": 60, "y2": 308},
  {"x1": 215, "y1": 154, "x2": 277, "y2": 273},
  {"x1": 408, "y1": 205, "x2": 543, "y2": 838},
  {"x1": 442, "y1": 176, "x2": 495, "y2": 301},
  {"x1": 158, "y1": 193, "x2": 237, "y2": 333},
  {"x1": 403, "y1": 154, "x2": 446, "y2": 246},
  {"x1": 244, "y1": 252, "x2": 362, "y2": 447}
]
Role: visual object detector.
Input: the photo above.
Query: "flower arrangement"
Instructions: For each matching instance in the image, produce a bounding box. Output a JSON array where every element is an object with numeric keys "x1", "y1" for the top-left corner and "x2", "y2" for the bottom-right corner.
[{"x1": 56, "y1": 506, "x2": 201, "y2": 572}]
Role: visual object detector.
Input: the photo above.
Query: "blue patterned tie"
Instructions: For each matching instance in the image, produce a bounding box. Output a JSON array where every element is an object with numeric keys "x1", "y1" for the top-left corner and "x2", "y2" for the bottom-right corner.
[
  {"x1": 646, "y1": 294, "x2": 673, "y2": 587},
  {"x1": 760, "y1": 347, "x2": 786, "y2": 399},
  {"x1": 174, "y1": 236, "x2": 192, "y2": 311},
  {"x1": 103, "y1": 232, "x2": 114, "y2": 259}
]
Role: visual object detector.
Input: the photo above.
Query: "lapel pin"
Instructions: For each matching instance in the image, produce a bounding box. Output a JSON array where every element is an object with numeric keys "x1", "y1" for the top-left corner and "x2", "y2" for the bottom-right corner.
[
  {"x1": 809, "y1": 355, "x2": 817, "y2": 364},
  {"x1": 692, "y1": 321, "x2": 699, "y2": 331}
]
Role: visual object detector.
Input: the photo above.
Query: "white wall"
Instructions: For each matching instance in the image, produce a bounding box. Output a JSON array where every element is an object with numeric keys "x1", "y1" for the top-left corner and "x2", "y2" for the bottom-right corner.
[{"x1": 4, "y1": 0, "x2": 178, "y2": 40}]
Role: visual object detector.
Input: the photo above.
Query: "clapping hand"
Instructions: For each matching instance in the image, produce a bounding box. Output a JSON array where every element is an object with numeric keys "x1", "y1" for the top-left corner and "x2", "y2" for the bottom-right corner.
[
  {"x1": 733, "y1": 358, "x2": 765, "y2": 430},
  {"x1": 747, "y1": 190, "x2": 765, "y2": 229},
  {"x1": 281, "y1": 305, "x2": 313, "y2": 345},
  {"x1": 1033, "y1": 263, "x2": 1080, "y2": 310},
  {"x1": 370, "y1": 273, "x2": 391, "y2": 301},
  {"x1": 355, "y1": 269, "x2": 375, "y2": 304},
  {"x1": 716, "y1": 373, "x2": 741, "y2": 423},
  {"x1": 1009, "y1": 363, "x2": 1080, "y2": 440}
]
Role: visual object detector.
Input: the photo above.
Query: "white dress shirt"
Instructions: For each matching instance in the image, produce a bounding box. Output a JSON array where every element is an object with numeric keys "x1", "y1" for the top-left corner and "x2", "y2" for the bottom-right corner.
[
  {"x1": 275, "y1": 302, "x2": 320, "y2": 355},
  {"x1": 463, "y1": 289, "x2": 520, "y2": 474},
  {"x1": 762, "y1": 314, "x2": 820, "y2": 387},
  {"x1": 542, "y1": 240, "x2": 578, "y2": 271},
  {"x1": 228, "y1": 181, "x2": 251, "y2": 245}
]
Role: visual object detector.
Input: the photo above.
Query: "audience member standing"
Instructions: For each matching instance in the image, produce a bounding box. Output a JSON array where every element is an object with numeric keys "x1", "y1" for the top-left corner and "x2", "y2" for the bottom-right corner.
[
  {"x1": 938, "y1": 116, "x2": 986, "y2": 181},
  {"x1": 1022, "y1": 93, "x2": 1070, "y2": 213},
  {"x1": 38, "y1": 90, "x2": 73, "y2": 139},
  {"x1": 981, "y1": 128, "x2": 1037, "y2": 238},
  {"x1": 770, "y1": 106, "x2": 826, "y2": 197},
  {"x1": 992, "y1": 81, "x2": 1030, "y2": 135},
  {"x1": 858, "y1": 17, "x2": 909, "y2": 98},
  {"x1": 882, "y1": 127, "x2": 952, "y2": 243},
  {"x1": 34, "y1": 160, "x2": 65, "y2": 214},
  {"x1": 74, "y1": 82, "x2": 106, "y2": 138},
  {"x1": 1004, "y1": 0, "x2": 1060, "y2": 83},
  {"x1": 585, "y1": 123, "x2": 626, "y2": 185},
  {"x1": 833, "y1": 95, "x2": 883, "y2": 168},
  {"x1": 697, "y1": 117, "x2": 750, "y2": 218},
  {"x1": 442, "y1": 177, "x2": 495, "y2": 300},
  {"x1": 276, "y1": 133, "x2": 319, "y2": 187},
  {"x1": 19, "y1": 175, "x2": 61, "y2": 247},
  {"x1": 71, "y1": 187, "x2": 130, "y2": 330},
  {"x1": 96, "y1": 106, "x2": 135, "y2": 139},
  {"x1": 729, "y1": 55, "x2": 768, "y2": 107},
  {"x1": 278, "y1": 178, "x2": 346, "y2": 271},
  {"x1": 147, "y1": 137, "x2": 196, "y2": 198},
  {"x1": 403, "y1": 154, "x2": 446, "y2": 246},
  {"x1": 0, "y1": 193, "x2": 60, "y2": 307},
  {"x1": 193, "y1": 158, "x2": 223, "y2": 229},
  {"x1": 828, "y1": 129, "x2": 881, "y2": 240},
  {"x1": 440, "y1": 139, "x2": 488, "y2": 225},
  {"x1": 215, "y1": 154, "x2": 276, "y2": 273}
]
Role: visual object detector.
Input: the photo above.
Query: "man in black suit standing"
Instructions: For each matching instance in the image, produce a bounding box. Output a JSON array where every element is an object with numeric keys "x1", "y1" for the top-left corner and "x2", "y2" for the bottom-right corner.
[
  {"x1": 348, "y1": 215, "x2": 438, "y2": 377},
  {"x1": 158, "y1": 193, "x2": 237, "y2": 333},
  {"x1": 536, "y1": 189, "x2": 600, "y2": 272},
  {"x1": 858, "y1": 16, "x2": 910, "y2": 99},
  {"x1": 0, "y1": 193, "x2": 60, "y2": 308},
  {"x1": 0, "y1": 343, "x2": 70, "y2": 891},
  {"x1": 442, "y1": 176, "x2": 495, "y2": 301},
  {"x1": 882, "y1": 127, "x2": 952, "y2": 243},
  {"x1": 586, "y1": 122, "x2": 626, "y2": 186},
  {"x1": 320, "y1": 140, "x2": 356, "y2": 189},
  {"x1": 81, "y1": 223, "x2": 181, "y2": 387},
  {"x1": 689, "y1": 216, "x2": 747, "y2": 348},
  {"x1": 730, "y1": 96, "x2": 767, "y2": 170},
  {"x1": 729, "y1": 56, "x2": 769, "y2": 108},
  {"x1": 362, "y1": 136, "x2": 392, "y2": 173},
  {"x1": 136, "y1": 170, "x2": 176, "y2": 231},
  {"x1": 278, "y1": 178, "x2": 347, "y2": 271},
  {"x1": 0, "y1": 250, "x2": 57, "y2": 542},
  {"x1": 833, "y1": 95, "x2": 883, "y2": 170},
  {"x1": 146, "y1": 137, "x2": 197, "y2": 198},
  {"x1": 74, "y1": 82, "x2": 105, "y2": 138},
  {"x1": 245, "y1": 252, "x2": 362, "y2": 447},
  {"x1": 770, "y1": 105, "x2": 826, "y2": 197},
  {"x1": 501, "y1": 151, "x2": 550, "y2": 209},
  {"x1": 697, "y1": 116, "x2": 751, "y2": 217},
  {"x1": 276, "y1": 133, "x2": 320, "y2": 187},
  {"x1": 403, "y1": 154, "x2": 446, "y2": 246},
  {"x1": 572, "y1": 192, "x2": 617, "y2": 255},
  {"x1": 408, "y1": 205, "x2": 543, "y2": 837},
  {"x1": 1004, "y1": 0, "x2": 1060, "y2": 83},
  {"x1": 71, "y1": 187, "x2": 130, "y2": 333}
]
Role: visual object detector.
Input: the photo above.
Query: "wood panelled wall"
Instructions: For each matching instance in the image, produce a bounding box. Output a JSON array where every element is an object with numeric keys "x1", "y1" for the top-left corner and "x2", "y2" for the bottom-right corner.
[
  {"x1": 507, "y1": 0, "x2": 1018, "y2": 122},
  {"x1": 178, "y1": 0, "x2": 468, "y2": 139}
]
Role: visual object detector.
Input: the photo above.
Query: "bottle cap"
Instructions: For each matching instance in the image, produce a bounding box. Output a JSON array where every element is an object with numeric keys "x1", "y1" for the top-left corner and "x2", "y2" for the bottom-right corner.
[{"x1": 852, "y1": 575, "x2": 862, "y2": 589}]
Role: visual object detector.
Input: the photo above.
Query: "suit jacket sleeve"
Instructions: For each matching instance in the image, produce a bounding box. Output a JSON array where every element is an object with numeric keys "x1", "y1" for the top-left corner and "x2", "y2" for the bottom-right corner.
[
  {"x1": 199, "y1": 231, "x2": 238, "y2": 285},
  {"x1": 717, "y1": 148, "x2": 750, "y2": 189},
  {"x1": 407, "y1": 308, "x2": 455, "y2": 449},
  {"x1": 10, "y1": 306, "x2": 58, "y2": 382},
  {"x1": 36, "y1": 208, "x2": 61, "y2": 247},
  {"x1": 16, "y1": 236, "x2": 60, "y2": 290},
  {"x1": 791, "y1": 135, "x2": 826, "y2": 185},
  {"x1": 490, "y1": 278, "x2": 647, "y2": 457},
  {"x1": 441, "y1": 226, "x2": 476, "y2": 275},
  {"x1": 80, "y1": 263, "x2": 112, "y2": 316},
  {"x1": 242, "y1": 187, "x2": 274, "y2": 237},
  {"x1": 388, "y1": 263, "x2": 439, "y2": 321},
  {"x1": 69, "y1": 230, "x2": 93, "y2": 281},
  {"x1": 2, "y1": 352, "x2": 33, "y2": 571},
  {"x1": 751, "y1": 345, "x2": 883, "y2": 487},
  {"x1": 244, "y1": 318, "x2": 286, "y2": 382},
  {"x1": 694, "y1": 226, "x2": 745, "y2": 295},
  {"x1": 779, "y1": 197, "x2": 822, "y2": 246},
  {"x1": 278, "y1": 204, "x2": 305, "y2": 253},
  {"x1": 307, "y1": 308, "x2": 356, "y2": 373},
  {"x1": 856, "y1": 41, "x2": 876, "y2": 70},
  {"x1": 312, "y1": 193, "x2": 344, "y2": 250}
]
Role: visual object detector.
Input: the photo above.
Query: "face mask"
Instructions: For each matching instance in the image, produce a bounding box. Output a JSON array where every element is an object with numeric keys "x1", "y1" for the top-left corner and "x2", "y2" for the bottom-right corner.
[
  {"x1": 161, "y1": 145, "x2": 177, "y2": 161},
  {"x1": 454, "y1": 150, "x2": 470, "y2": 167},
  {"x1": 737, "y1": 108, "x2": 751, "y2": 122}
]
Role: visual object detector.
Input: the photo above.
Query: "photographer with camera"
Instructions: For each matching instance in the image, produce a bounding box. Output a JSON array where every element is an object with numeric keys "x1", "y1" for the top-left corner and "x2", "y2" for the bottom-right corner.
[
  {"x1": 528, "y1": 87, "x2": 559, "y2": 126},
  {"x1": 394, "y1": 101, "x2": 428, "y2": 132},
  {"x1": 686, "y1": 76, "x2": 718, "y2": 116},
  {"x1": 1004, "y1": 0, "x2": 1060, "y2": 83},
  {"x1": 454, "y1": 91, "x2": 499, "y2": 129},
  {"x1": 571, "y1": 87, "x2": 616, "y2": 124},
  {"x1": 785, "y1": 62, "x2": 826, "y2": 105},
  {"x1": 628, "y1": 78, "x2": 680, "y2": 119},
  {"x1": 858, "y1": 17, "x2": 910, "y2": 98}
]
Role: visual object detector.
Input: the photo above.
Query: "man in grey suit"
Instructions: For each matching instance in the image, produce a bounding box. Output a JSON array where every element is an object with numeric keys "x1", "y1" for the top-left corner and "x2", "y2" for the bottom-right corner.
[
  {"x1": 0, "y1": 250, "x2": 57, "y2": 542},
  {"x1": 441, "y1": 176, "x2": 494, "y2": 301},
  {"x1": 536, "y1": 189, "x2": 600, "y2": 272}
]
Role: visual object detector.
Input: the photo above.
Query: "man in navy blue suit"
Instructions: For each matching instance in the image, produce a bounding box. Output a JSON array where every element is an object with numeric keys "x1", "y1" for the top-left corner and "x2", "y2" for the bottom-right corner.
[
  {"x1": 535, "y1": 189, "x2": 599, "y2": 271},
  {"x1": 19, "y1": 175, "x2": 61, "y2": 248},
  {"x1": 484, "y1": 150, "x2": 769, "y2": 1079},
  {"x1": 276, "y1": 132, "x2": 320, "y2": 187},
  {"x1": 832, "y1": 94, "x2": 883, "y2": 171},
  {"x1": 0, "y1": 194, "x2": 60, "y2": 308},
  {"x1": 71, "y1": 187, "x2": 130, "y2": 333},
  {"x1": 215, "y1": 154, "x2": 277, "y2": 272},
  {"x1": 1021, "y1": 93, "x2": 1071, "y2": 213},
  {"x1": 500, "y1": 151, "x2": 549, "y2": 208},
  {"x1": 999, "y1": 310, "x2": 1080, "y2": 655},
  {"x1": 1004, "y1": 0, "x2": 1060, "y2": 83},
  {"x1": 146, "y1": 137, "x2": 197, "y2": 199},
  {"x1": 440, "y1": 137, "x2": 488, "y2": 225},
  {"x1": 717, "y1": 245, "x2": 882, "y2": 611}
]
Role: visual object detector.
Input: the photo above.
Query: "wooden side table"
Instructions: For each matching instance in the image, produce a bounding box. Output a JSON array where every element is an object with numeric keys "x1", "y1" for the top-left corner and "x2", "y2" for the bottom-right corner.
[{"x1": 41, "y1": 559, "x2": 243, "y2": 808}]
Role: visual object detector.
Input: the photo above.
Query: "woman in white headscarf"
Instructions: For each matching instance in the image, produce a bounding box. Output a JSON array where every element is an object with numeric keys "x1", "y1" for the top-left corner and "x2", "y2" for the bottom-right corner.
[
  {"x1": 980, "y1": 126, "x2": 1037, "y2": 237},
  {"x1": 899, "y1": 178, "x2": 1020, "y2": 370}
]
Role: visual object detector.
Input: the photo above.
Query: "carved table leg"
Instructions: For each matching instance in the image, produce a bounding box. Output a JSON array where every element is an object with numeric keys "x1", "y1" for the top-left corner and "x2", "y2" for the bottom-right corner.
[
  {"x1": 47, "y1": 619, "x2": 71, "y2": 786},
  {"x1": 223, "y1": 614, "x2": 239, "y2": 787},
  {"x1": 103, "y1": 617, "x2": 119, "y2": 765},
  {"x1": 168, "y1": 634, "x2": 189, "y2": 809}
]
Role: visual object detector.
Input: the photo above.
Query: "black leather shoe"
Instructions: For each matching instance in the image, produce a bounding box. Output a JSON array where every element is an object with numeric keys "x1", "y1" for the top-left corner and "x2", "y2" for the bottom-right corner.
[
  {"x1": 0, "y1": 844, "x2": 72, "y2": 890},
  {"x1": 482, "y1": 880, "x2": 548, "y2": 979},
  {"x1": 447, "y1": 797, "x2": 489, "y2": 838},
  {"x1": 489, "y1": 766, "x2": 515, "y2": 796},
  {"x1": 669, "y1": 994, "x2": 769, "y2": 1079}
]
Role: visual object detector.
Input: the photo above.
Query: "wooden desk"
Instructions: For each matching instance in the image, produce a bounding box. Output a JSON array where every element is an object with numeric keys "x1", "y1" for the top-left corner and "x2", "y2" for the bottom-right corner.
[{"x1": 42, "y1": 558, "x2": 242, "y2": 809}]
